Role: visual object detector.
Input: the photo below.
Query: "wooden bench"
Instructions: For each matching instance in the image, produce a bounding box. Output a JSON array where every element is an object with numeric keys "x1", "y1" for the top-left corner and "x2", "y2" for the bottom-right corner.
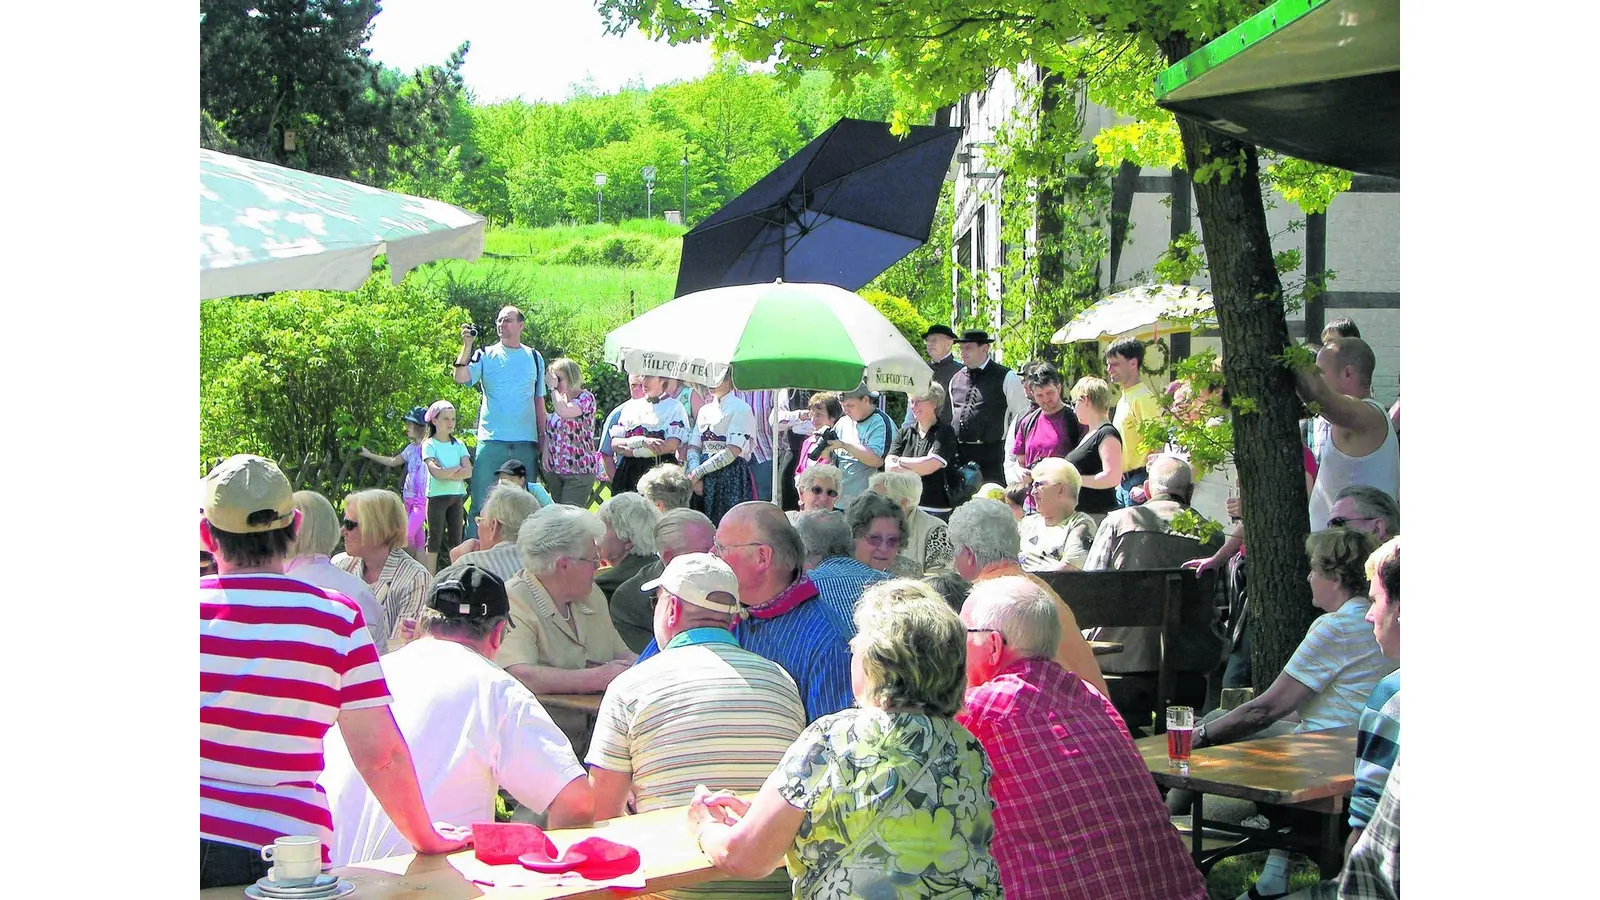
[{"x1": 1036, "y1": 567, "x2": 1220, "y2": 732}]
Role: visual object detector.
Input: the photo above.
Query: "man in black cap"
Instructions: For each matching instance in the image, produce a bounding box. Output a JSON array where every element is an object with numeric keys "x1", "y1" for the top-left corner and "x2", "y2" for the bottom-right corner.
[
  {"x1": 947, "y1": 330, "x2": 1029, "y2": 486},
  {"x1": 922, "y1": 324, "x2": 963, "y2": 424},
  {"x1": 495, "y1": 458, "x2": 555, "y2": 507},
  {"x1": 321, "y1": 563, "x2": 595, "y2": 865}
]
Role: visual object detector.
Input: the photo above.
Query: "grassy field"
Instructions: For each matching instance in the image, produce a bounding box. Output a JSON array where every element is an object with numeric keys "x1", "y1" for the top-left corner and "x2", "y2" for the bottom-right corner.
[{"x1": 482, "y1": 218, "x2": 686, "y2": 273}]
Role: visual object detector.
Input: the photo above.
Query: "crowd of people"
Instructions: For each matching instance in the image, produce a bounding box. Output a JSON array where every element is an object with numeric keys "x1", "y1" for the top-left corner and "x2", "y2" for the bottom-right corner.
[{"x1": 201, "y1": 306, "x2": 1402, "y2": 900}]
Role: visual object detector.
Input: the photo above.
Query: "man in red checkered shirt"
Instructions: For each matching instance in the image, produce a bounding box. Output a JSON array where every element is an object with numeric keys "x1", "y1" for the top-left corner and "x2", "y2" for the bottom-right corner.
[{"x1": 956, "y1": 575, "x2": 1207, "y2": 900}]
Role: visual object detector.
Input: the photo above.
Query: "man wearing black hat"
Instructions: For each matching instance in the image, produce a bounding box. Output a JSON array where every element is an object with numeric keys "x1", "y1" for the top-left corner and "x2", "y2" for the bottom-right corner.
[
  {"x1": 921, "y1": 324, "x2": 963, "y2": 424},
  {"x1": 321, "y1": 564, "x2": 595, "y2": 866},
  {"x1": 947, "y1": 330, "x2": 1029, "y2": 486}
]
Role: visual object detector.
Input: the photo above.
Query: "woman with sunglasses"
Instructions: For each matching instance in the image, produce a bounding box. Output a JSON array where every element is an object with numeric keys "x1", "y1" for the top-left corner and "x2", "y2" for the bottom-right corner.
[
  {"x1": 846, "y1": 492, "x2": 909, "y2": 574},
  {"x1": 788, "y1": 464, "x2": 843, "y2": 524},
  {"x1": 286, "y1": 490, "x2": 391, "y2": 653},
  {"x1": 333, "y1": 489, "x2": 432, "y2": 647}
]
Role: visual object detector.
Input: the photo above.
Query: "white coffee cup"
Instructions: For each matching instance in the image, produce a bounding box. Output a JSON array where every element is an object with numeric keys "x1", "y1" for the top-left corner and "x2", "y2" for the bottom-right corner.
[{"x1": 260, "y1": 835, "x2": 322, "y2": 886}]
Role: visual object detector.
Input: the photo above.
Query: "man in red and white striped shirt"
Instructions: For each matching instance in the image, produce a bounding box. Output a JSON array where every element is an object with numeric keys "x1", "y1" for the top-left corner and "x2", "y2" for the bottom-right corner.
[{"x1": 200, "y1": 455, "x2": 468, "y2": 889}]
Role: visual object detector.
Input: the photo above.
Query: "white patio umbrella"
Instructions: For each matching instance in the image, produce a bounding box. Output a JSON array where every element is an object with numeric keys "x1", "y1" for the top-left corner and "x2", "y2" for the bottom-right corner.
[
  {"x1": 603, "y1": 279, "x2": 933, "y2": 499},
  {"x1": 199, "y1": 148, "x2": 486, "y2": 300},
  {"x1": 1052, "y1": 283, "x2": 1214, "y2": 344}
]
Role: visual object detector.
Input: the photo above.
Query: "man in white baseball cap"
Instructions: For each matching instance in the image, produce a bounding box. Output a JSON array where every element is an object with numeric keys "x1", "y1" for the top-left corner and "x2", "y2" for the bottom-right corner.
[{"x1": 584, "y1": 553, "x2": 804, "y2": 899}]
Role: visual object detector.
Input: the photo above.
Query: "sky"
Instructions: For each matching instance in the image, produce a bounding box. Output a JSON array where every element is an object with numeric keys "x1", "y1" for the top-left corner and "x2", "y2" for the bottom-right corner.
[{"x1": 367, "y1": 0, "x2": 716, "y2": 104}]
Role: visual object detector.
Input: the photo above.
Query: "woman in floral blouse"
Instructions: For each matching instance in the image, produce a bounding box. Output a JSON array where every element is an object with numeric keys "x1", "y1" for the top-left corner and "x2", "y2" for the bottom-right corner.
[
  {"x1": 687, "y1": 580, "x2": 1002, "y2": 900},
  {"x1": 541, "y1": 358, "x2": 598, "y2": 507}
]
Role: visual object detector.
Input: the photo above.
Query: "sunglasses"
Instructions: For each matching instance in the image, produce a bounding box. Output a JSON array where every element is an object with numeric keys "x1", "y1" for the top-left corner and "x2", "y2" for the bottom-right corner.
[
  {"x1": 1327, "y1": 515, "x2": 1377, "y2": 528},
  {"x1": 340, "y1": 518, "x2": 360, "y2": 531},
  {"x1": 864, "y1": 534, "x2": 902, "y2": 550},
  {"x1": 808, "y1": 486, "x2": 840, "y2": 498}
]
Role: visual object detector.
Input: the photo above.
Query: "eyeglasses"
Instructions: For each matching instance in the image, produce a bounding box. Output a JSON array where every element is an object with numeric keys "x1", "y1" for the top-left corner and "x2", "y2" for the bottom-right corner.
[
  {"x1": 1028, "y1": 482, "x2": 1056, "y2": 493},
  {"x1": 340, "y1": 518, "x2": 360, "y2": 531},
  {"x1": 966, "y1": 627, "x2": 1005, "y2": 644},
  {"x1": 1327, "y1": 515, "x2": 1378, "y2": 528},
  {"x1": 567, "y1": 554, "x2": 603, "y2": 567},
  {"x1": 808, "y1": 486, "x2": 840, "y2": 498},
  {"x1": 713, "y1": 540, "x2": 767, "y2": 557},
  {"x1": 864, "y1": 534, "x2": 902, "y2": 550}
]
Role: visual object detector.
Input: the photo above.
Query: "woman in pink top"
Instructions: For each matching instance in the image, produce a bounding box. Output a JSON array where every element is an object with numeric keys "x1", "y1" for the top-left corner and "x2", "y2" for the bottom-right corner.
[
  {"x1": 359, "y1": 406, "x2": 430, "y2": 558},
  {"x1": 542, "y1": 358, "x2": 598, "y2": 507}
]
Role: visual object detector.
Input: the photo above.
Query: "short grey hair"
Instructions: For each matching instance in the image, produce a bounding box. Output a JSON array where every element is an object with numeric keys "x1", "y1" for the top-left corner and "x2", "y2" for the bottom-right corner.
[
  {"x1": 854, "y1": 580, "x2": 968, "y2": 716},
  {"x1": 517, "y1": 505, "x2": 606, "y2": 576},
  {"x1": 656, "y1": 508, "x2": 714, "y2": 557},
  {"x1": 846, "y1": 491, "x2": 908, "y2": 542},
  {"x1": 597, "y1": 491, "x2": 660, "y2": 555},
  {"x1": 1147, "y1": 454, "x2": 1194, "y2": 502},
  {"x1": 947, "y1": 498, "x2": 1021, "y2": 570},
  {"x1": 638, "y1": 463, "x2": 693, "y2": 511},
  {"x1": 795, "y1": 510, "x2": 853, "y2": 561},
  {"x1": 743, "y1": 502, "x2": 805, "y2": 577},
  {"x1": 963, "y1": 576, "x2": 1060, "y2": 661},
  {"x1": 869, "y1": 470, "x2": 922, "y2": 513},
  {"x1": 289, "y1": 491, "x2": 340, "y2": 558},
  {"x1": 796, "y1": 463, "x2": 843, "y2": 495},
  {"x1": 480, "y1": 483, "x2": 541, "y2": 541},
  {"x1": 1333, "y1": 484, "x2": 1400, "y2": 534}
]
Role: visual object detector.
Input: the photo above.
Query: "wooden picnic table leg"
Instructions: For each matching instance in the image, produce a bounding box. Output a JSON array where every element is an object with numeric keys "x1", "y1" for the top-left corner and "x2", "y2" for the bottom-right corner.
[
  {"x1": 1191, "y1": 792, "x2": 1204, "y2": 862},
  {"x1": 1318, "y1": 810, "x2": 1343, "y2": 879}
]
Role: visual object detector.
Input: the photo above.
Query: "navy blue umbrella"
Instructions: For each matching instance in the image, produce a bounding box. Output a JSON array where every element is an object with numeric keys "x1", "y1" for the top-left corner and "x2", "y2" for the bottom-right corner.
[{"x1": 674, "y1": 118, "x2": 963, "y2": 297}]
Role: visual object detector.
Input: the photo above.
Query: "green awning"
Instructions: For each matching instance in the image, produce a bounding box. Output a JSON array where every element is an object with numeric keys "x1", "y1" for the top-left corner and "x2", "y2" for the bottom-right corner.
[{"x1": 1155, "y1": 0, "x2": 1399, "y2": 178}]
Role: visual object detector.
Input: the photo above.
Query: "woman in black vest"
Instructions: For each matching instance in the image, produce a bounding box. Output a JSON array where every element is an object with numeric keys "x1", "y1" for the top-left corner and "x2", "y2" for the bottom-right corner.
[{"x1": 1065, "y1": 376, "x2": 1124, "y2": 521}]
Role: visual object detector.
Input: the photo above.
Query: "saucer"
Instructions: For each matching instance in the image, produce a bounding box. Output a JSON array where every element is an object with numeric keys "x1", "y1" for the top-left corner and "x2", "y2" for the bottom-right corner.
[{"x1": 244, "y1": 877, "x2": 353, "y2": 900}]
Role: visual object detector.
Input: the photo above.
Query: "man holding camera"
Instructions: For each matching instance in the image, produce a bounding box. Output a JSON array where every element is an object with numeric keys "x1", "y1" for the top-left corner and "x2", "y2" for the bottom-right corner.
[{"x1": 454, "y1": 306, "x2": 548, "y2": 540}]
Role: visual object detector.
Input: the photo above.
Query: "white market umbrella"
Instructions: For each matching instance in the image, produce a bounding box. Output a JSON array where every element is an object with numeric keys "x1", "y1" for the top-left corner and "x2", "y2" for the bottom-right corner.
[
  {"x1": 199, "y1": 148, "x2": 486, "y2": 300},
  {"x1": 603, "y1": 279, "x2": 933, "y2": 499},
  {"x1": 1052, "y1": 283, "x2": 1214, "y2": 344}
]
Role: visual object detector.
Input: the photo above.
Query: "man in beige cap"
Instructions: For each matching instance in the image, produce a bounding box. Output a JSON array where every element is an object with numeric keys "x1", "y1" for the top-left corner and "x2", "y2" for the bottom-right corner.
[
  {"x1": 585, "y1": 553, "x2": 804, "y2": 896},
  {"x1": 199, "y1": 455, "x2": 468, "y2": 889}
]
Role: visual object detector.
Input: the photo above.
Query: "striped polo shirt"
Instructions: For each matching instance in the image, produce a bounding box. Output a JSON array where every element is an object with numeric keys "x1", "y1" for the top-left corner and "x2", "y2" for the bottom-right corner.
[
  {"x1": 201, "y1": 574, "x2": 392, "y2": 864},
  {"x1": 587, "y1": 629, "x2": 803, "y2": 899}
]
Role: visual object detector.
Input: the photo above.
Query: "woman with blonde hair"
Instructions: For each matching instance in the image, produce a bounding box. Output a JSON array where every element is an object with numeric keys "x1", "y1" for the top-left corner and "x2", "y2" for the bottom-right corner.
[
  {"x1": 1065, "y1": 376, "x2": 1123, "y2": 519},
  {"x1": 687, "y1": 580, "x2": 1002, "y2": 900},
  {"x1": 333, "y1": 488, "x2": 432, "y2": 645},
  {"x1": 788, "y1": 463, "x2": 843, "y2": 524},
  {"x1": 869, "y1": 470, "x2": 954, "y2": 577},
  {"x1": 542, "y1": 357, "x2": 598, "y2": 507},
  {"x1": 285, "y1": 490, "x2": 389, "y2": 652}
]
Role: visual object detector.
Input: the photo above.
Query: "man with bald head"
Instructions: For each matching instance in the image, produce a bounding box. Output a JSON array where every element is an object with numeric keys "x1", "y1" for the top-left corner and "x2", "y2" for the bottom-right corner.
[
  {"x1": 1297, "y1": 336, "x2": 1399, "y2": 530},
  {"x1": 713, "y1": 501, "x2": 856, "y2": 722},
  {"x1": 454, "y1": 305, "x2": 549, "y2": 540}
]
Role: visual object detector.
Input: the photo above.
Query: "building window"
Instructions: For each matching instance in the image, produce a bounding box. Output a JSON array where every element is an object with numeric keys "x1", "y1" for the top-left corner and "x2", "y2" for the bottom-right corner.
[{"x1": 956, "y1": 227, "x2": 973, "y2": 315}]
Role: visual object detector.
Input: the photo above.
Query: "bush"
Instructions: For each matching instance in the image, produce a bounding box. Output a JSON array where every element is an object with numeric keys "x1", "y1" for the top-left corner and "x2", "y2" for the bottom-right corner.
[{"x1": 200, "y1": 276, "x2": 477, "y2": 465}]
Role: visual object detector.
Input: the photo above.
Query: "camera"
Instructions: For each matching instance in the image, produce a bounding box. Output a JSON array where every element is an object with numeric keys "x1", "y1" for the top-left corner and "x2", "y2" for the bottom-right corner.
[
  {"x1": 808, "y1": 427, "x2": 838, "y2": 461},
  {"x1": 464, "y1": 323, "x2": 480, "y2": 338}
]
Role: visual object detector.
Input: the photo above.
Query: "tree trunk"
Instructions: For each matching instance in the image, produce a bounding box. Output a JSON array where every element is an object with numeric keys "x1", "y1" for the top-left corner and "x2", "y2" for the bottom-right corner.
[{"x1": 1159, "y1": 35, "x2": 1316, "y2": 691}]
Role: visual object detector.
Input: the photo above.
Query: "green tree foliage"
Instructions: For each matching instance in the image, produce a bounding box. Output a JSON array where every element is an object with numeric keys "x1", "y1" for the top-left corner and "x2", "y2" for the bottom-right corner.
[
  {"x1": 200, "y1": 0, "x2": 468, "y2": 185},
  {"x1": 858, "y1": 289, "x2": 928, "y2": 422},
  {"x1": 200, "y1": 277, "x2": 476, "y2": 465},
  {"x1": 594, "y1": 0, "x2": 1340, "y2": 690}
]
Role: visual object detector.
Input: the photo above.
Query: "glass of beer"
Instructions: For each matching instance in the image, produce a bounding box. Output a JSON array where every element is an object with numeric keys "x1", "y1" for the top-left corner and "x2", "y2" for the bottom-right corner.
[{"x1": 1167, "y1": 706, "x2": 1196, "y2": 765}]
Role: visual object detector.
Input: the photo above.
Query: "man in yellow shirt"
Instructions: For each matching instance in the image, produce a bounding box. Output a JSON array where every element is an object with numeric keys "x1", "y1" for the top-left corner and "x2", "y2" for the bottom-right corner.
[{"x1": 1105, "y1": 338, "x2": 1163, "y2": 507}]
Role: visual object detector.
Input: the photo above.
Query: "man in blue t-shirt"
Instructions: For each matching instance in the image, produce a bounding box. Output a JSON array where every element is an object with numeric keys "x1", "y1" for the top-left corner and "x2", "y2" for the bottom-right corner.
[{"x1": 452, "y1": 306, "x2": 547, "y2": 538}]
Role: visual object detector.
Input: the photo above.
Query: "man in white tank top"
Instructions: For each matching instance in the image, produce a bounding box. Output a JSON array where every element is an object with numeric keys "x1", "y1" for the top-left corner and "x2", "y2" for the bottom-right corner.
[{"x1": 1296, "y1": 337, "x2": 1400, "y2": 529}]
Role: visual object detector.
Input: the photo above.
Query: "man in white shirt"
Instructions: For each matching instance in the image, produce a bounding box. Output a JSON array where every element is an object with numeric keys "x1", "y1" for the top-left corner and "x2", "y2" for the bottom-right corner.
[{"x1": 320, "y1": 564, "x2": 595, "y2": 866}]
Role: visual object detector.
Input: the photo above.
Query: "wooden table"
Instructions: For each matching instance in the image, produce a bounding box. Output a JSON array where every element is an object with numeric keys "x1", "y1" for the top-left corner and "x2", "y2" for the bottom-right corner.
[
  {"x1": 1089, "y1": 640, "x2": 1123, "y2": 656},
  {"x1": 538, "y1": 693, "x2": 603, "y2": 715},
  {"x1": 1135, "y1": 725, "x2": 1357, "y2": 878},
  {"x1": 200, "y1": 804, "x2": 724, "y2": 900}
]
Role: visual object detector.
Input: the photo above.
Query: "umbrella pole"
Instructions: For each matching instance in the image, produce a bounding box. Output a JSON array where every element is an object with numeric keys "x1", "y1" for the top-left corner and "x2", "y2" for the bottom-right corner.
[{"x1": 772, "y1": 419, "x2": 783, "y2": 505}]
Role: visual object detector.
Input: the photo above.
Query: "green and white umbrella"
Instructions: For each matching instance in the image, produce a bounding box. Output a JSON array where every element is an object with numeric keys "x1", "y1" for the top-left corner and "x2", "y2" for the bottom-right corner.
[
  {"x1": 603, "y1": 280, "x2": 933, "y2": 394},
  {"x1": 199, "y1": 148, "x2": 486, "y2": 300}
]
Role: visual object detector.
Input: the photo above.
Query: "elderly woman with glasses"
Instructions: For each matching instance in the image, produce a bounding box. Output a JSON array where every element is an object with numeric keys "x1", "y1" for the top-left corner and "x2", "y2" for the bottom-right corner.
[
  {"x1": 788, "y1": 463, "x2": 843, "y2": 524},
  {"x1": 333, "y1": 488, "x2": 433, "y2": 647},
  {"x1": 845, "y1": 492, "x2": 910, "y2": 575},
  {"x1": 869, "y1": 470, "x2": 954, "y2": 577},
  {"x1": 687, "y1": 580, "x2": 1002, "y2": 900}
]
